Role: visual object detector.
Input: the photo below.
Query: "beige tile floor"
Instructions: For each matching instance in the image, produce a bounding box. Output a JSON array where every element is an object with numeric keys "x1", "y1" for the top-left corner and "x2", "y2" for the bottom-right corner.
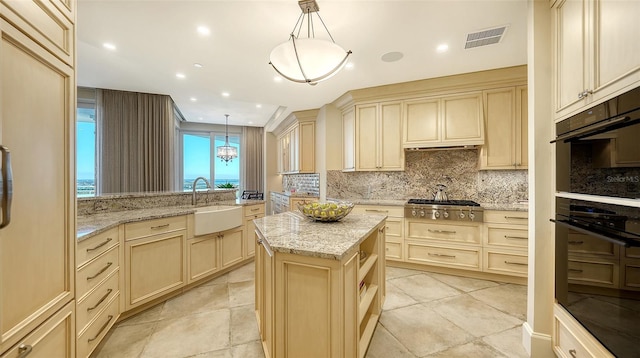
[{"x1": 92, "y1": 263, "x2": 529, "y2": 358}]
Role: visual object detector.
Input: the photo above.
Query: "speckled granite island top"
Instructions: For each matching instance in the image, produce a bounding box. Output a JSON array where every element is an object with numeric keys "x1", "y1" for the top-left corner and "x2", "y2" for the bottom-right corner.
[{"x1": 253, "y1": 212, "x2": 386, "y2": 261}]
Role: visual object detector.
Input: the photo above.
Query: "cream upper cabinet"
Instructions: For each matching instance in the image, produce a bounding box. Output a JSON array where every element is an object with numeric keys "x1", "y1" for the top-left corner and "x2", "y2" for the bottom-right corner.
[
  {"x1": 0, "y1": 7, "x2": 76, "y2": 354},
  {"x1": 342, "y1": 108, "x2": 355, "y2": 171},
  {"x1": 276, "y1": 110, "x2": 316, "y2": 174},
  {"x1": 553, "y1": 0, "x2": 640, "y2": 120},
  {"x1": 403, "y1": 92, "x2": 484, "y2": 148},
  {"x1": 354, "y1": 101, "x2": 404, "y2": 171},
  {"x1": 479, "y1": 86, "x2": 528, "y2": 170}
]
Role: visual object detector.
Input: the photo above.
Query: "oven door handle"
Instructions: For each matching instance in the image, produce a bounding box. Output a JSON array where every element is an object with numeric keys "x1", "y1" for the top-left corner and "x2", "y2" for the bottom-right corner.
[
  {"x1": 551, "y1": 219, "x2": 631, "y2": 247},
  {"x1": 551, "y1": 115, "x2": 631, "y2": 143}
]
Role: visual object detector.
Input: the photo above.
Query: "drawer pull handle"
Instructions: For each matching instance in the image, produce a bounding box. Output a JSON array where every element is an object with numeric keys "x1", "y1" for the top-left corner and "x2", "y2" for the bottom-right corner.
[
  {"x1": 18, "y1": 344, "x2": 32, "y2": 358},
  {"x1": 568, "y1": 268, "x2": 583, "y2": 273},
  {"x1": 568, "y1": 240, "x2": 584, "y2": 245},
  {"x1": 87, "y1": 262, "x2": 112, "y2": 281},
  {"x1": 504, "y1": 261, "x2": 528, "y2": 266},
  {"x1": 151, "y1": 223, "x2": 170, "y2": 230},
  {"x1": 428, "y1": 253, "x2": 456, "y2": 258},
  {"x1": 88, "y1": 315, "x2": 114, "y2": 343},
  {"x1": 504, "y1": 236, "x2": 527, "y2": 240},
  {"x1": 86, "y1": 238, "x2": 112, "y2": 252},
  {"x1": 251, "y1": 207, "x2": 261, "y2": 211},
  {"x1": 366, "y1": 209, "x2": 389, "y2": 213},
  {"x1": 428, "y1": 229, "x2": 456, "y2": 234},
  {"x1": 569, "y1": 349, "x2": 577, "y2": 358},
  {"x1": 87, "y1": 289, "x2": 113, "y2": 312},
  {"x1": 504, "y1": 216, "x2": 527, "y2": 220}
]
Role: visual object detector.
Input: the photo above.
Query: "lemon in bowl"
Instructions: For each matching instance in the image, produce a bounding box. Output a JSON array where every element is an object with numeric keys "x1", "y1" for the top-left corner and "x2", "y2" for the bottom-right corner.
[{"x1": 297, "y1": 201, "x2": 354, "y2": 222}]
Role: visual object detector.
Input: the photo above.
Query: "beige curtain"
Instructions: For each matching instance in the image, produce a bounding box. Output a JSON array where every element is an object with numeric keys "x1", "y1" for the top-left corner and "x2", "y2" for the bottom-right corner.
[
  {"x1": 96, "y1": 89, "x2": 175, "y2": 194},
  {"x1": 241, "y1": 126, "x2": 264, "y2": 193}
]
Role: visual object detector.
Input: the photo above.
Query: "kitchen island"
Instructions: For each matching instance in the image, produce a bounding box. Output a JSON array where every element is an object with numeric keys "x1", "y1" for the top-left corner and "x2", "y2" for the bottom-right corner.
[{"x1": 253, "y1": 212, "x2": 387, "y2": 358}]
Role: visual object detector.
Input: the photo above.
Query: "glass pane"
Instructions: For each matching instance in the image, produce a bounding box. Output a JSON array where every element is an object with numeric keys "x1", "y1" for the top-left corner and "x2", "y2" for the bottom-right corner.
[
  {"x1": 77, "y1": 107, "x2": 96, "y2": 197},
  {"x1": 214, "y1": 135, "x2": 240, "y2": 189},
  {"x1": 183, "y1": 133, "x2": 211, "y2": 191}
]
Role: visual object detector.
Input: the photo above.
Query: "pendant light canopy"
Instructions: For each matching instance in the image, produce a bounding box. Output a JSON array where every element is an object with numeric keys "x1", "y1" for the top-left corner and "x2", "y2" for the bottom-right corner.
[
  {"x1": 269, "y1": 0, "x2": 352, "y2": 86},
  {"x1": 216, "y1": 114, "x2": 238, "y2": 165}
]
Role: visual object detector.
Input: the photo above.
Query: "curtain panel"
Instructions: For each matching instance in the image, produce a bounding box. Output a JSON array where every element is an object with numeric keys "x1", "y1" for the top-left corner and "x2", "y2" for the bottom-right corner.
[
  {"x1": 96, "y1": 89, "x2": 175, "y2": 194},
  {"x1": 241, "y1": 126, "x2": 264, "y2": 193}
]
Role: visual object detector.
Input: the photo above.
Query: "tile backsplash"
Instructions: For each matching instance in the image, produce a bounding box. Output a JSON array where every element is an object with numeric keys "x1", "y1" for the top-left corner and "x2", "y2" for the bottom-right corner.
[
  {"x1": 326, "y1": 149, "x2": 528, "y2": 204},
  {"x1": 283, "y1": 173, "x2": 320, "y2": 196}
]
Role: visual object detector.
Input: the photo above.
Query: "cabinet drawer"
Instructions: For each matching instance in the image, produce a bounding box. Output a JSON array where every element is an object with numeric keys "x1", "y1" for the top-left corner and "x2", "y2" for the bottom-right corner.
[
  {"x1": 244, "y1": 204, "x2": 265, "y2": 217},
  {"x1": 76, "y1": 270, "x2": 119, "y2": 333},
  {"x1": 406, "y1": 221, "x2": 481, "y2": 245},
  {"x1": 77, "y1": 294, "x2": 119, "y2": 358},
  {"x1": 567, "y1": 231, "x2": 618, "y2": 257},
  {"x1": 485, "y1": 225, "x2": 528, "y2": 248},
  {"x1": 77, "y1": 227, "x2": 119, "y2": 268},
  {"x1": 385, "y1": 242, "x2": 402, "y2": 261},
  {"x1": 623, "y1": 263, "x2": 640, "y2": 290},
  {"x1": 625, "y1": 246, "x2": 640, "y2": 259},
  {"x1": 483, "y1": 249, "x2": 528, "y2": 277},
  {"x1": 567, "y1": 259, "x2": 618, "y2": 288},
  {"x1": 554, "y1": 315, "x2": 595, "y2": 358},
  {"x1": 0, "y1": 301, "x2": 75, "y2": 358},
  {"x1": 124, "y1": 215, "x2": 187, "y2": 241},
  {"x1": 76, "y1": 246, "x2": 119, "y2": 300},
  {"x1": 484, "y1": 211, "x2": 528, "y2": 225},
  {"x1": 353, "y1": 205, "x2": 404, "y2": 217},
  {"x1": 384, "y1": 217, "x2": 403, "y2": 238},
  {"x1": 406, "y1": 241, "x2": 480, "y2": 270}
]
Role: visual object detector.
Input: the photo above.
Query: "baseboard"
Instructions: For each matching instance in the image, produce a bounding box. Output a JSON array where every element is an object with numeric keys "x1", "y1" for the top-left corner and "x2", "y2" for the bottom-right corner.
[{"x1": 522, "y1": 322, "x2": 554, "y2": 357}]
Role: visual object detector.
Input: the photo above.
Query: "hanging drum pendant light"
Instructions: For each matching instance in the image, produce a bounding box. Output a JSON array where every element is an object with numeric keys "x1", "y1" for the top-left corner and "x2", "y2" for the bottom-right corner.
[{"x1": 269, "y1": 0, "x2": 352, "y2": 85}]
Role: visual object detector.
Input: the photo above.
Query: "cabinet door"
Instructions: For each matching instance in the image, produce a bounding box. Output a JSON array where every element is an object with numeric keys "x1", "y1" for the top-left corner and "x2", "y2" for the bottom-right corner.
[
  {"x1": 355, "y1": 104, "x2": 378, "y2": 170},
  {"x1": 255, "y1": 237, "x2": 274, "y2": 358},
  {"x1": 0, "y1": 18, "x2": 75, "y2": 351},
  {"x1": 244, "y1": 213, "x2": 264, "y2": 258},
  {"x1": 516, "y1": 86, "x2": 528, "y2": 169},
  {"x1": 441, "y1": 92, "x2": 484, "y2": 145},
  {"x1": 187, "y1": 234, "x2": 219, "y2": 283},
  {"x1": 221, "y1": 227, "x2": 244, "y2": 268},
  {"x1": 553, "y1": 0, "x2": 589, "y2": 117},
  {"x1": 125, "y1": 230, "x2": 187, "y2": 310},
  {"x1": 403, "y1": 97, "x2": 440, "y2": 147},
  {"x1": 479, "y1": 88, "x2": 517, "y2": 169},
  {"x1": 298, "y1": 122, "x2": 315, "y2": 173},
  {"x1": 290, "y1": 126, "x2": 299, "y2": 173},
  {"x1": 379, "y1": 101, "x2": 404, "y2": 170},
  {"x1": 342, "y1": 108, "x2": 355, "y2": 171}
]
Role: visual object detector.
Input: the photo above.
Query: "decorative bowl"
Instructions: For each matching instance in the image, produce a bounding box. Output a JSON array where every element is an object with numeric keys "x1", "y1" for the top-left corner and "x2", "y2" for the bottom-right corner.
[{"x1": 297, "y1": 201, "x2": 354, "y2": 222}]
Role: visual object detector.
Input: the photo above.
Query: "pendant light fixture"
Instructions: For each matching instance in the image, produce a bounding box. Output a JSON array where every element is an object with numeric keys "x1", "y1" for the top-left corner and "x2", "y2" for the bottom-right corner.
[
  {"x1": 269, "y1": 0, "x2": 352, "y2": 86},
  {"x1": 216, "y1": 114, "x2": 238, "y2": 165}
]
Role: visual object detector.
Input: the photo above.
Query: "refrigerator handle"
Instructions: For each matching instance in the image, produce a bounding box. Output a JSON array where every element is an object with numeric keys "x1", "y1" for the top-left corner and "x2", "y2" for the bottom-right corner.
[{"x1": 0, "y1": 146, "x2": 12, "y2": 229}]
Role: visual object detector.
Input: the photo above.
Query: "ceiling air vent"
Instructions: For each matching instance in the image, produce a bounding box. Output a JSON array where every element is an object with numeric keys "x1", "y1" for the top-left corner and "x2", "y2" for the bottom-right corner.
[{"x1": 464, "y1": 26, "x2": 508, "y2": 49}]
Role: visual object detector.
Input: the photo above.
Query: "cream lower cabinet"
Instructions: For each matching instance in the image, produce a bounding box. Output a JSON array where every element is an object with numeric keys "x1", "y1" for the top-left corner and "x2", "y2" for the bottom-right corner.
[
  {"x1": 187, "y1": 233, "x2": 220, "y2": 284},
  {"x1": 352, "y1": 205, "x2": 404, "y2": 261},
  {"x1": 243, "y1": 204, "x2": 265, "y2": 258},
  {"x1": 482, "y1": 211, "x2": 529, "y2": 277},
  {"x1": 552, "y1": 0, "x2": 640, "y2": 120},
  {"x1": 124, "y1": 216, "x2": 188, "y2": 310},
  {"x1": 479, "y1": 86, "x2": 528, "y2": 170},
  {"x1": 255, "y1": 222, "x2": 385, "y2": 358},
  {"x1": 0, "y1": 3, "x2": 76, "y2": 354},
  {"x1": 220, "y1": 227, "x2": 244, "y2": 269},
  {"x1": 553, "y1": 304, "x2": 615, "y2": 358}
]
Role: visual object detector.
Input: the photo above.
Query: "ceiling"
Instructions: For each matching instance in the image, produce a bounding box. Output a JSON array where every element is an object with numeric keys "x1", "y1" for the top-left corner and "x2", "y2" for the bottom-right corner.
[{"x1": 77, "y1": 0, "x2": 528, "y2": 132}]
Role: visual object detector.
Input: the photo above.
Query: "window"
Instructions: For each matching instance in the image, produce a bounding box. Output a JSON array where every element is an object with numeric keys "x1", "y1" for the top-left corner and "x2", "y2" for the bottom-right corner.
[
  {"x1": 77, "y1": 106, "x2": 96, "y2": 197},
  {"x1": 181, "y1": 131, "x2": 240, "y2": 191}
]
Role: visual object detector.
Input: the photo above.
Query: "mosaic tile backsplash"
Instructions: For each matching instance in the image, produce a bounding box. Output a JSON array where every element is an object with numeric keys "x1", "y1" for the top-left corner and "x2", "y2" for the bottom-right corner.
[
  {"x1": 283, "y1": 173, "x2": 320, "y2": 196},
  {"x1": 326, "y1": 150, "x2": 528, "y2": 204}
]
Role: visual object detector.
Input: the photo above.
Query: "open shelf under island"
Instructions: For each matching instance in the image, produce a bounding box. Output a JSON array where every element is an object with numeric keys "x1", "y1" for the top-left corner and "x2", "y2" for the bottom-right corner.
[{"x1": 253, "y1": 212, "x2": 387, "y2": 358}]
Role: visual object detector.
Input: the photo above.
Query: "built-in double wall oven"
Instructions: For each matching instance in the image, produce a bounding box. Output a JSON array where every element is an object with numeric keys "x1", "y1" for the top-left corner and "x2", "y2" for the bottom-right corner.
[{"x1": 554, "y1": 86, "x2": 640, "y2": 357}]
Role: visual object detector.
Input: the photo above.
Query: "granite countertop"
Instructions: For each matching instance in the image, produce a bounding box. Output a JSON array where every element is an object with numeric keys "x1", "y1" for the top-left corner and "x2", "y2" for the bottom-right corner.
[
  {"x1": 329, "y1": 198, "x2": 528, "y2": 211},
  {"x1": 479, "y1": 202, "x2": 529, "y2": 212},
  {"x1": 253, "y1": 212, "x2": 386, "y2": 261},
  {"x1": 270, "y1": 191, "x2": 319, "y2": 198},
  {"x1": 77, "y1": 199, "x2": 265, "y2": 241}
]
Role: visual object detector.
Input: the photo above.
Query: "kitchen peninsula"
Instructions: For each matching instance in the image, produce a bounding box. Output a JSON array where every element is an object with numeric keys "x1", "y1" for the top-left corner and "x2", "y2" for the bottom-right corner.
[{"x1": 253, "y1": 212, "x2": 386, "y2": 358}]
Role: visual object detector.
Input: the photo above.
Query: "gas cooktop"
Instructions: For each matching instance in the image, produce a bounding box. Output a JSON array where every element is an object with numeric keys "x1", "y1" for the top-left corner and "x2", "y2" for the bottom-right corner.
[
  {"x1": 406, "y1": 199, "x2": 481, "y2": 206},
  {"x1": 405, "y1": 199, "x2": 483, "y2": 222}
]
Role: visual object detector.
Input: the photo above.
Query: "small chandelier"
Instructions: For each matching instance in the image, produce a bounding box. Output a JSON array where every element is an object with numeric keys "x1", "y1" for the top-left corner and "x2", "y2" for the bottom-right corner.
[
  {"x1": 216, "y1": 114, "x2": 238, "y2": 165},
  {"x1": 269, "y1": 0, "x2": 352, "y2": 86}
]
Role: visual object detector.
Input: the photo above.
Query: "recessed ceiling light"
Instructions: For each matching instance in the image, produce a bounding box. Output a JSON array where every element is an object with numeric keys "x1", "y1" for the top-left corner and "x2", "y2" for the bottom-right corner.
[
  {"x1": 176, "y1": 73, "x2": 186, "y2": 79},
  {"x1": 256, "y1": 104, "x2": 262, "y2": 108},
  {"x1": 221, "y1": 92, "x2": 230, "y2": 97},
  {"x1": 193, "y1": 63, "x2": 203, "y2": 68},
  {"x1": 103, "y1": 43, "x2": 116, "y2": 51},
  {"x1": 248, "y1": 121, "x2": 254, "y2": 124},
  {"x1": 198, "y1": 117, "x2": 203, "y2": 121},
  {"x1": 197, "y1": 26, "x2": 210, "y2": 36},
  {"x1": 436, "y1": 44, "x2": 449, "y2": 53},
  {"x1": 190, "y1": 97, "x2": 197, "y2": 102},
  {"x1": 345, "y1": 62, "x2": 354, "y2": 69},
  {"x1": 274, "y1": 76, "x2": 283, "y2": 83},
  {"x1": 381, "y1": 52, "x2": 404, "y2": 62}
]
